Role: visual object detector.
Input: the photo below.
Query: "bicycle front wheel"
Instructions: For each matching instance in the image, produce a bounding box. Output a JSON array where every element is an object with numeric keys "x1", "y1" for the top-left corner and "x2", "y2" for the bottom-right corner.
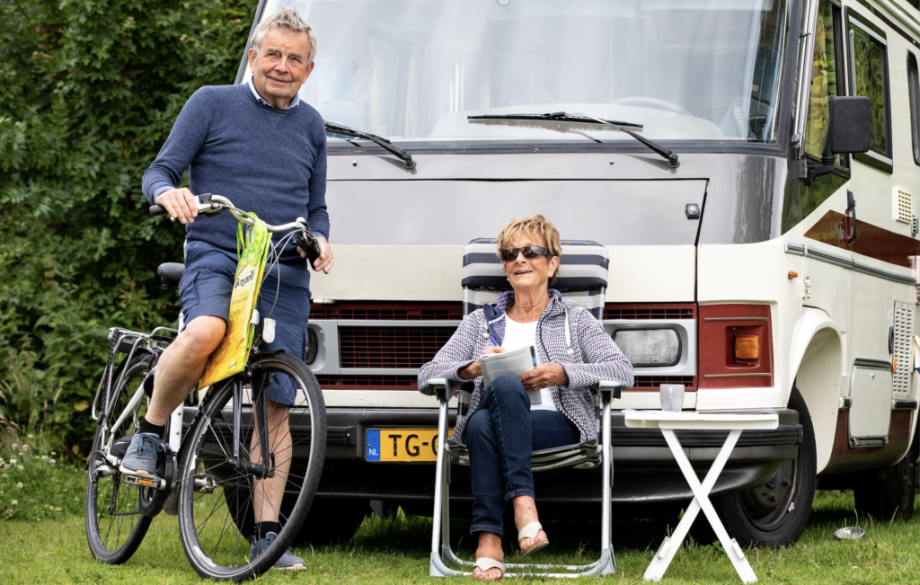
[
  {"x1": 85, "y1": 357, "x2": 155, "y2": 564},
  {"x1": 177, "y1": 352, "x2": 326, "y2": 581}
]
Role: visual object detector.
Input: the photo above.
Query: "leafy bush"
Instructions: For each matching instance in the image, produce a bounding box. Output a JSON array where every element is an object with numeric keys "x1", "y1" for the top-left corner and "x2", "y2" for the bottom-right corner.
[
  {"x1": 0, "y1": 0, "x2": 254, "y2": 454},
  {"x1": 0, "y1": 431, "x2": 84, "y2": 521}
]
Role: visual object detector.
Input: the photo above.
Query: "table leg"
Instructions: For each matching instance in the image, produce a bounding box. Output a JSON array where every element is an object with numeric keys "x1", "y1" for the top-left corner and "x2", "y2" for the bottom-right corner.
[{"x1": 643, "y1": 429, "x2": 758, "y2": 584}]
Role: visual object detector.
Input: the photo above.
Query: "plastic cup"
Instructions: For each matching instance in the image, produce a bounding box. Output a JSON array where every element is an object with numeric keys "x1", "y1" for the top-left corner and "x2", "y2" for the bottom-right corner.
[{"x1": 660, "y1": 384, "x2": 685, "y2": 412}]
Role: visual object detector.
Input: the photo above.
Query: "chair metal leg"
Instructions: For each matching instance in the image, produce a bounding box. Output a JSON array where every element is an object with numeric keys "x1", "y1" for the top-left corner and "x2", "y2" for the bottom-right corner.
[
  {"x1": 598, "y1": 393, "x2": 616, "y2": 575},
  {"x1": 430, "y1": 398, "x2": 460, "y2": 577},
  {"x1": 599, "y1": 548, "x2": 616, "y2": 575},
  {"x1": 440, "y1": 459, "x2": 464, "y2": 566}
]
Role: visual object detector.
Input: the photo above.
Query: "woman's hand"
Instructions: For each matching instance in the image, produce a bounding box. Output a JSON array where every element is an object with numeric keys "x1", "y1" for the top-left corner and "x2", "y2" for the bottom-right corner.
[
  {"x1": 520, "y1": 363, "x2": 568, "y2": 390},
  {"x1": 458, "y1": 347, "x2": 506, "y2": 380}
]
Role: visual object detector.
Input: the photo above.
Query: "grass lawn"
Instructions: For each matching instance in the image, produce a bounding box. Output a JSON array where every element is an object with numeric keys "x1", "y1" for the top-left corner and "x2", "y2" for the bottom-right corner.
[{"x1": 0, "y1": 489, "x2": 916, "y2": 584}]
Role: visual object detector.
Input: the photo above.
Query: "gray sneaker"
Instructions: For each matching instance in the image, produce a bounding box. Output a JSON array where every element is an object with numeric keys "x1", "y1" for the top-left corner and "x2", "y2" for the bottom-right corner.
[
  {"x1": 118, "y1": 433, "x2": 164, "y2": 479},
  {"x1": 249, "y1": 532, "x2": 306, "y2": 570}
]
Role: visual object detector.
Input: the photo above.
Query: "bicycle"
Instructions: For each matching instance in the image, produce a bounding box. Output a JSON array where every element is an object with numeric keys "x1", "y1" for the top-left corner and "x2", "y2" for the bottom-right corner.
[{"x1": 85, "y1": 194, "x2": 327, "y2": 581}]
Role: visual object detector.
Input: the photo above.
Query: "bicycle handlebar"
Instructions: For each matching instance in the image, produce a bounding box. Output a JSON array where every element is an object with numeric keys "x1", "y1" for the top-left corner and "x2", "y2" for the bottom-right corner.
[{"x1": 149, "y1": 193, "x2": 322, "y2": 265}]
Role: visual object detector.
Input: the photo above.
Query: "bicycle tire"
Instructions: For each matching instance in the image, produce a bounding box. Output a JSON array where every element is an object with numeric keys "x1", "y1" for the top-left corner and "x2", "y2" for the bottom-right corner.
[
  {"x1": 85, "y1": 358, "x2": 155, "y2": 564},
  {"x1": 177, "y1": 352, "x2": 326, "y2": 581}
]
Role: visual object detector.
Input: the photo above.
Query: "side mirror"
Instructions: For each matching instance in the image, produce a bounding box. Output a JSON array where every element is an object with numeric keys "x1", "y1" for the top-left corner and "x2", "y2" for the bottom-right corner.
[
  {"x1": 804, "y1": 96, "x2": 871, "y2": 185},
  {"x1": 824, "y1": 96, "x2": 871, "y2": 157}
]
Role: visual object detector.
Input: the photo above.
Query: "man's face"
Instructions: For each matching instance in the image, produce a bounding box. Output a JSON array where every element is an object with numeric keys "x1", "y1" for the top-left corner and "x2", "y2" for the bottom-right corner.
[{"x1": 248, "y1": 28, "x2": 315, "y2": 109}]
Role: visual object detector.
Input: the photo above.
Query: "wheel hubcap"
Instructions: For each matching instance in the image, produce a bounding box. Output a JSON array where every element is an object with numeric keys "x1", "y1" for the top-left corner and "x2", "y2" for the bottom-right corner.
[{"x1": 739, "y1": 458, "x2": 797, "y2": 530}]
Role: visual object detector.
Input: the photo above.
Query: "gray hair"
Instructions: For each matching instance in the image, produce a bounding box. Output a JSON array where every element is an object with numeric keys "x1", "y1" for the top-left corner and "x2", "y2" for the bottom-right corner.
[{"x1": 251, "y1": 7, "x2": 317, "y2": 66}]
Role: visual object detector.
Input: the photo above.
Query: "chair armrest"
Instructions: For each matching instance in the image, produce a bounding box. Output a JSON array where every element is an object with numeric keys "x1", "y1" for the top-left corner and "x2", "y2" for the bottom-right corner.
[
  {"x1": 598, "y1": 381, "x2": 624, "y2": 400},
  {"x1": 426, "y1": 378, "x2": 456, "y2": 403}
]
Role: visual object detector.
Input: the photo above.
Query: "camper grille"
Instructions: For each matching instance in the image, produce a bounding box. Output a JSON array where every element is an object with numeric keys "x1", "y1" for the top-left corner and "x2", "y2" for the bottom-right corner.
[
  {"x1": 316, "y1": 375, "x2": 418, "y2": 390},
  {"x1": 893, "y1": 187, "x2": 912, "y2": 224},
  {"x1": 338, "y1": 326, "x2": 457, "y2": 368},
  {"x1": 310, "y1": 303, "x2": 463, "y2": 320},
  {"x1": 633, "y1": 376, "x2": 697, "y2": 390},
  {"x1": 606, "y1": 303, "x2": 696, "y2": 320},
  {"x1": 893, "y1": 301, "x2": 913, "y2": 395}
]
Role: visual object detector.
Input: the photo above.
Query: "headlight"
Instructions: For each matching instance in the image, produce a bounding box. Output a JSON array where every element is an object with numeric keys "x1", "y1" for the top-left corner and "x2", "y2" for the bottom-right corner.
[
  {"x1": 613, "y1": 329, "x2": 681, "y2": 367},
  {"x1": 305, "y1": 328, "x2": 319, "y2": 365}
]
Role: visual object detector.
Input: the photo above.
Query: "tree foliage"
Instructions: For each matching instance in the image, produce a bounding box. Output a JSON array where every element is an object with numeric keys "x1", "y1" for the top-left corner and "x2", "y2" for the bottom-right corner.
[{"x1": 0, "y1": 0, "x2": 254, "y2": 453}]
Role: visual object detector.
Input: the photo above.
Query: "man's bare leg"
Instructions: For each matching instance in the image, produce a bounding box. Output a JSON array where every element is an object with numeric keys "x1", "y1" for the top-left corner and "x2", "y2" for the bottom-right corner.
[
  {"x1": 251, "y1": 400, "x2": 293, "y2": 525},
  {"x1": 145, "y1": 316, "x2": 226, "y2": 426},
  {"x1": 120, "y1": 316, "x2": 226, "y2": 479}
]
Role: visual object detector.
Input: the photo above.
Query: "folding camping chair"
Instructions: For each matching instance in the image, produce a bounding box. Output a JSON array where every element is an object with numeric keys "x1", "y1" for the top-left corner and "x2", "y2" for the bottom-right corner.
[{"x1": 427, "y1": 239, "x2": 628, "y2": 578}]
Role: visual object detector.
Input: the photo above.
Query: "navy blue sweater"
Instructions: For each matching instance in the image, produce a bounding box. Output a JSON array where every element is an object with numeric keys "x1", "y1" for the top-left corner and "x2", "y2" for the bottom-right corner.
[{"x1": 142, "y1": 83, "x2": 329, "y2": 267}]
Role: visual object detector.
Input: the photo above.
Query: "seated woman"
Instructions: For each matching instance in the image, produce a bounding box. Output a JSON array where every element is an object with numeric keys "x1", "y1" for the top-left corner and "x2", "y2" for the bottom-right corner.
[{"x1": 418, "y1": 215, "x2": 633, "y2": 581}]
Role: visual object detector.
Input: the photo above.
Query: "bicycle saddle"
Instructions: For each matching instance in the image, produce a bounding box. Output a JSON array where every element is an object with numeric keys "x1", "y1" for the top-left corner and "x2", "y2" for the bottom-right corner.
[{"x1": 158, "y1": 262, "x2": 185, "y2": 291}]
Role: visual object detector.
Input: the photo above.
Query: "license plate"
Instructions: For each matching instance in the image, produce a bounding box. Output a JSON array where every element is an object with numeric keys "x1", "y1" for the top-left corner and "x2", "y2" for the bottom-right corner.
[{"x1": 365, "y1": 428, "x2": 453, "y2": 462}]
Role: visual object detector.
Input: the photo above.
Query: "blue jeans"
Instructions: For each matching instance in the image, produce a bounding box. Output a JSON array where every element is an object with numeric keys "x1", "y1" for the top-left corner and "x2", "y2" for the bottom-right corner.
[{"x1": 463, "y1": 375, "x2": 580, "y2": 537}]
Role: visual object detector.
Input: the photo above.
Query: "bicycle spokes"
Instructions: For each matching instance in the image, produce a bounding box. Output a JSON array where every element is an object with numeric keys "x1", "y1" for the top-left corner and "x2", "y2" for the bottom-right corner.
[
  {"x1": 85, "y1": 358, "x2": 154, "y2": 564},
  {"x1": 177, "y1": 353, "x2": 326, "y2": 580}
]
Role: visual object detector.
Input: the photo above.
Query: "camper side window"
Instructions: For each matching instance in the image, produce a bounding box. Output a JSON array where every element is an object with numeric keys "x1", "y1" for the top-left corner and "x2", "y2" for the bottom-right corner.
[
  {"x1": 805, "y1": 0, "x2": 843, "y2": 164},
  {"x1": 848, "y1": 13, "x2": 892, "y2": 172},
  {"x1": 907, "y1": 52, "x2": 920, "y2": 166}
]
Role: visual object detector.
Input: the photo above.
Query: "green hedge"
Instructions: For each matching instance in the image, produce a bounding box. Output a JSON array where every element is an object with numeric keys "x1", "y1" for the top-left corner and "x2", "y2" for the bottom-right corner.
[{"x1": 0, "y1": 0, "x2": 254, "y2": 454}]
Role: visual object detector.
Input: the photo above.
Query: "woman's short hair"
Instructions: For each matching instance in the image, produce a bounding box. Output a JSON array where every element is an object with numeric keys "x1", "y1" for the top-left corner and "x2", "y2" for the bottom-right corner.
[
  {"x1": 251, "y1": 7, "x2": 318, "y2": 67},
  {"x1": 496, "y1": 215, "x2": 562, "y2": 286}
]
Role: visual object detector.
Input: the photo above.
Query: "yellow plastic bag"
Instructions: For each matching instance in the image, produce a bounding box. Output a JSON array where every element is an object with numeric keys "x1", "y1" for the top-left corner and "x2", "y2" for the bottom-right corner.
[{"x1": 200, "y1": 217, "x2": 272, "y2": 388}]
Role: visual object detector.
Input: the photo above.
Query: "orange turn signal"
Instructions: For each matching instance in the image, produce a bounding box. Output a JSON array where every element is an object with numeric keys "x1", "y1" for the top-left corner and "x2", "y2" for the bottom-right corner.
[
  {"x1": 892, "y1": 357, "x2": 898, "y2": 372},
  {"x1": 788, "y1": 271, "x2": 798, "y2": 279},
  {"x1": 734, "y1": 335, "x2": 760, "y2": 360}
]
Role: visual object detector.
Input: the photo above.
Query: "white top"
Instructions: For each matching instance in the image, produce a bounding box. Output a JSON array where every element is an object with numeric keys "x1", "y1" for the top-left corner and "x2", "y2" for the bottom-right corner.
[{"x1": 502, "y1": 317, "x2": 558, "y2": 412}]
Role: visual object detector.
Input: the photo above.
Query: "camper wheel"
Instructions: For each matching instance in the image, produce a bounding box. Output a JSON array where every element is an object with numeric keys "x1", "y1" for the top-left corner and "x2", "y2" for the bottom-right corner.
[{"x1": 693, "y1": 386, "x2": 817, "y2": 548}]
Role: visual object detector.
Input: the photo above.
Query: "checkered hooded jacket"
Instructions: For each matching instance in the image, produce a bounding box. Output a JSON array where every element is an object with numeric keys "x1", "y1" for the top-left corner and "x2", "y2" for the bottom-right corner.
[{"x1": 418, "y1": 290, "x2": 633, "y2": 446}]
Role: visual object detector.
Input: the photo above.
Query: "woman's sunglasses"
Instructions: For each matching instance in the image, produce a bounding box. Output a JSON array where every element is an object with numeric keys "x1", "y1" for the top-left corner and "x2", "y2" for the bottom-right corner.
[{"x1": 499, "y1": 245, "x2": 551, "y2": 262}]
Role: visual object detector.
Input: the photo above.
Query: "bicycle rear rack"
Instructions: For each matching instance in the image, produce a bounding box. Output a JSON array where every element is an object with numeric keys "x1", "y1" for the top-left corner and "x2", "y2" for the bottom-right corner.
[{"x1": 91, "y1": 326, "x2": 179, "y2": 421}]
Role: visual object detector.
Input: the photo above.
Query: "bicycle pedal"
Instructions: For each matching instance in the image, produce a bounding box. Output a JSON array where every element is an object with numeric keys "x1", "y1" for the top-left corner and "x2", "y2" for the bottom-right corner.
[
  {"x1": 123, "y1": 474, "x2": 166, "y2": 490},
  {"x1": 194, "y1": 474, "x2": 217, "y2": 494}
]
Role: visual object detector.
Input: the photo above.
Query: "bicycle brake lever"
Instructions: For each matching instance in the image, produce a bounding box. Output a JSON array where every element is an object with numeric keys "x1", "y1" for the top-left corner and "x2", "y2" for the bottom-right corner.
[
  {"x1": 294, "y1": 220, "x2": 322, "y2": 267},
  {"x1": 295, "y1": 232, "x2": 322, "y2": 267},
  {"x1": 195, "y1": 193, "x2": 223, "y2": 215}
]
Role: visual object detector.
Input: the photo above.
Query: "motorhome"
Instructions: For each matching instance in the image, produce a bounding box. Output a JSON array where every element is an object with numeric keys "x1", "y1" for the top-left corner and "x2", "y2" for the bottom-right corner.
[{"x1": 233, "y1": 0, "x2": 920, "y2": 546}]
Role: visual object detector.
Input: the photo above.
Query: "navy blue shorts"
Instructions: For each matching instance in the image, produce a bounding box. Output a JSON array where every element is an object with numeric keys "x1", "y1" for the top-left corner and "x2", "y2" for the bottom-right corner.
[{"x1": 178, "y1": 245, "x2": 311, "y2": 406}]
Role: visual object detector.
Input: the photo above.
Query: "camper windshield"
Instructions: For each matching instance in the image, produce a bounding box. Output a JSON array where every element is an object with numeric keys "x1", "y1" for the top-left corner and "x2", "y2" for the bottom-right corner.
[{"x1": 251, "y1": 0, "x2": 788, "y2": 146}]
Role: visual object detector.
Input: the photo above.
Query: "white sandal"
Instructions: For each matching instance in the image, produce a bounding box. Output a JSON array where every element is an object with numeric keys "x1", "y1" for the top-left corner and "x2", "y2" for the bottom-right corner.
[
  {"x1": 518, "y1": 521, "x2": 550, "y2": 556},
  {"x1": 473, "y1": 557, "x2": 506, "y2": 580}
]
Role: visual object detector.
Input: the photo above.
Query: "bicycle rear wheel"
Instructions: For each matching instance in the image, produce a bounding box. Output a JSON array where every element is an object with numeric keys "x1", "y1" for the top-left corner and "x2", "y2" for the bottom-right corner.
[
  {"x1": 85, "y1": 357, "x2": 155, "y2": 563},
  {"x1": 177, "y1": 352, "x2": 326, "y2": 581}
]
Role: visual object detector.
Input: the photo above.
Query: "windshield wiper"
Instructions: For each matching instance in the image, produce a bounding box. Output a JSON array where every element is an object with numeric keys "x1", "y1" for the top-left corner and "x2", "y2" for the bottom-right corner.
[
  {"x1": 467, "y1": 111, "x2": 679, "y2": 168},
  {"x1": 324, "y1": 121, "x2": 416, "y2": 169}
]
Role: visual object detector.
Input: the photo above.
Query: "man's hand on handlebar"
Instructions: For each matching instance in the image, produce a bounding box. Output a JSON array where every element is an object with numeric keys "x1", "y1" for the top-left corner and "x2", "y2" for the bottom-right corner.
[
  {"x1": 299, "y1": 236, "x2": 333, "y2": 274},
  {"x1": 155, "y1": 188, "x2": 198, "y2": 224}
]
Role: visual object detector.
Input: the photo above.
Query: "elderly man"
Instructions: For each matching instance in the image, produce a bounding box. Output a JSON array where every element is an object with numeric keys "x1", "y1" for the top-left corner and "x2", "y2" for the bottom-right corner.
[{"x1": 121, "y1": 8, "x2": 330, "y2": 570}]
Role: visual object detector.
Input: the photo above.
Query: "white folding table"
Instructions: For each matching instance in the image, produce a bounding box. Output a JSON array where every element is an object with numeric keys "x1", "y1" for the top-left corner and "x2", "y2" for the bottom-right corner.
[{"x1": 623, "y1": 410, "x2": 779, "y2": 584}]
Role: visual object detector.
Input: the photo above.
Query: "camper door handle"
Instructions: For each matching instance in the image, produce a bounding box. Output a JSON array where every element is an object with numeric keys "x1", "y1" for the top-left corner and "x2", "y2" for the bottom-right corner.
[{"x1": 845, "y1": 190, "x2": 856, "y2": 244}]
